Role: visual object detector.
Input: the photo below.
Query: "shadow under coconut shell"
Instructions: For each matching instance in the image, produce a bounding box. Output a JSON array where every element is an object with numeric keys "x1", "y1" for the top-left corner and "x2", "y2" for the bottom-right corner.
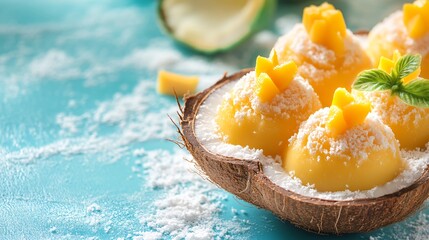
[
  {"x1": 234, "y1": 197, "x2": 429, "y2": 240},
  {"x1": 179, "y1": 69, "x2": 429, "y2": 234},
  {"x1": 222, "y1": 183, "x2": 429, "y2": 239}
]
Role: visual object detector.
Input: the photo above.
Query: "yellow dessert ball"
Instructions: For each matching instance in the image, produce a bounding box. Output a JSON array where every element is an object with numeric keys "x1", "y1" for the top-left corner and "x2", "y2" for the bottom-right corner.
[
  {"x1": 367, "y1": 7, "x2": 429, "y2": 78},
  {"x1": 273, "y1": 25, "x2": 372, "y2": 107},
  {"x1": 284, "y1": 108, "x2": 404, "y2": 192},
  {"x1": 361, "y1": 90, "x2": 429, "y2": 150},
  {"x1": 216, "y1": 72, "x2": 321, "y2": 157}
]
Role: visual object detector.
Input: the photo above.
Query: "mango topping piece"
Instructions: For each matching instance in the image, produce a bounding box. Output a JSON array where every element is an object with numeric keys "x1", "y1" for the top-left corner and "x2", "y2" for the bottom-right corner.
[
  {"x1": 254, "y1": 50, "x2": 298, "y2": 102},
  {"x1": 255, "y1": 73, "x2": 280, "y2": 102},
  {"x1": 269, "y1": 49, "x2": 279, "y2": 66},
  {"x1": 157, "y1": 70, "x2": 199, "y2": 96},
  {"x1": 378, "y1": 51, "x2": 421, "y2": 84},
  {"x1": 255, "y1": 56, "x2": 274, "y2": 78},
  {"x1": 403, "y1": 0, "x2": 429, "y2": 39},
  {"x1": 326, "y1": 105, "x2": 348, "y2": 137},
  {"x1": 327, "y1": 88, "x2": 371, "y2": 136},
  {"x1": 272, "y1": 62, "x2": 298, "y2": 91},
  {"x1": 302, "y1": 2, "x2": 347, "y2": 55}
]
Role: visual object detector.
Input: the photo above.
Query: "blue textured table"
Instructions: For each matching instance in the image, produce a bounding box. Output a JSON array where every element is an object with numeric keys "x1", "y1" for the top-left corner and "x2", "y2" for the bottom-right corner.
[{"x1": 0, "y1": 0, "x2": 427, "y2": 239}]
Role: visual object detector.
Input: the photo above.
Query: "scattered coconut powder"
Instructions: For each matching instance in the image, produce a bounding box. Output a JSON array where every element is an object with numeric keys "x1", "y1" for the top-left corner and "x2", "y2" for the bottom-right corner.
[
  {"x1": 195, "y1": 76, "x2": 429, "y2": 201},
  {"x1": 370, "y1": 11, "x2": 429, "y2": 55},
  {"x1": 6, "y1": 22, "x2": 427, "y2": 237},
  {"x1": 273, "y1": 24, "x2": 366, "y2": 82},
  {"x1": 363, "y1": 90, "x2": 429, "y2": 126},
  {"x1": 3, "y1": 77, "x2": 250, "y2": 238},
  {"x1": 55, "y1": 80, "x2": 250, "y2": 239},
  {"x1": 136, "y1": 148, "x2": 249, "y2": 240},
  {"x1": 226, "y1": 72, "x2": 321, "y2": 123},
  {"x1": 290, "y1": 108, "x2": 398, "y2": 163}
]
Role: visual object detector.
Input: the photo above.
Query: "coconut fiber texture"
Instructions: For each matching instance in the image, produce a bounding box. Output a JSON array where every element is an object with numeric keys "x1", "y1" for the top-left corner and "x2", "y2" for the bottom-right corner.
[{"x1": 179, "y1": 69, "x2": 429, "y2": 234}]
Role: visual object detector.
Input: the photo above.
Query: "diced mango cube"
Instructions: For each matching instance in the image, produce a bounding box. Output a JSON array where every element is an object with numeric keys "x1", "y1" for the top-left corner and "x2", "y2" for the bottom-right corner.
[
  {"x1": 328, "y1": 88, "x2": 371, "y2": 135},
  {"x1": 255, "y1": 73, "x2": 280, "y2": 102},
  {"x1": 378, "y1": 50, "x2": 421, "y2": 84},
  {"x1": 403, "y1": 4, "x2": 421, "y2": 27},
  {"x1": 327, "y1": 105, "x2": 347, "y2": 137},
  {"x1": 303, "y1": 8, "x2": 319, "y2": 34},
  {"x1": 403, "y1": 0, "x2": 429, "y2": 39},
  {"x1": 392, "y1": 50, "x2": 402, "y2": 62},
  {"x1": 255, "y1": 56, "x2": 274, "y2": 77},
  {"x1": 328, "y1": 32, "x2": 345, "y2": 56},
  {"x1": 342, "y1": 101, "x2": 371, "y2": 127},
  {"x1": 332, "y1": 88, "x2": 354, "y2": 108},
  {"x1": 403, "y1": 67, "x2": 422, "y2": 84},
  {"x1": 271, "y1": 61, "x2": 298, "y2": 91},
  {"x1": 309, "y1": 20, "x2": 328, "y2": 45},
  {"x1": 324, "y1": 10, "x2": 346, "y2": 37},
  {"x1": 303, "y1": 2, "x2": 346, "y2": 55},
  {"x1": 254, "y1": 51, "x2": 298, "y2": 93},
  {"x1": 404, "y1": 5, "x2": 420, "y2": 21},
  {"x1": 157, "y1": 70, "x2": 199, "y2": 96},
  {"x1": 378, "y1": 56, "x2": 395, "y2": 74},
  {"x1": 303, "y1": 3, "x2": 334, "y2": 33},
  {"x1": 269, "y1": 49, "x2": 279, "y2": 66},
  {"x1": 407, "y1": 15, "x2": 426, "y2": 39}
]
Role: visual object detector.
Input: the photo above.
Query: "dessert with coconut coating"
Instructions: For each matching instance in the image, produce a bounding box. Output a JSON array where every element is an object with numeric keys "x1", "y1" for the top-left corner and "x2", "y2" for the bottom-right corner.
[
  {"x1": 272, "y1": 2, "x2": 371, "y2": 106},
  {"x1": 284, "y1": 88, "x2": 405, "y2": 192},
  {"x1": 367, "y1": 0, "x2": 429, "y2": 78},
  {"x1": 216, "y1": 51, "x2": 321, "y2": 157},
  {"x1": 181, "y1": 3, "x2": 429, "y2": 234},
  {"x1": 354, "y1": 52, "x2": 429, "y2": 150}
]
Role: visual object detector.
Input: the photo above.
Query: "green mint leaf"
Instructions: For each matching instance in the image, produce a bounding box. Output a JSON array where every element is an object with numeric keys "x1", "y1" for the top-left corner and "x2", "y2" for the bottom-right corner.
[
  {"x1": 397, "y1": 78, "x2": 429, "y2": 108},
  {"x1": 393, "y1": 54, "x2": 421, "y2": 80},
  {"x1": 352, "y1": 69, "x2": 393, "y2": 92}
]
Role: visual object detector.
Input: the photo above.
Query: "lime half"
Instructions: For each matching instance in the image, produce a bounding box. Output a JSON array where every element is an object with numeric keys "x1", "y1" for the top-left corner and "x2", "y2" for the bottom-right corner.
[{"x1": 158, "y1": 0, "x2": 276, "y2": 54}]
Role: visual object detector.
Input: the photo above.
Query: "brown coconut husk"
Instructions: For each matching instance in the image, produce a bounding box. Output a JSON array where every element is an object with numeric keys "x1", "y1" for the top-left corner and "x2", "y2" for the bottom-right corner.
[{"x1": 178, "y1": 69, "x2": 429, "y2": 234}]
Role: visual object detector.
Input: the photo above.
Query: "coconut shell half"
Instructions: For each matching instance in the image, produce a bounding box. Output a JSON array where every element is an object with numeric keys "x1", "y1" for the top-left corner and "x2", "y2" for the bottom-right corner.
[{"x1": 179, "y1": 69, "x2": 429, "y2": 234}]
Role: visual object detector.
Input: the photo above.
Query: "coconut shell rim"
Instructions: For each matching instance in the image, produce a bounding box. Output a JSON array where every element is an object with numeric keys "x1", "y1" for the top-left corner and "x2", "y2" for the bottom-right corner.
[
  {"x1": 181, "y1": 68, "x2": 429, "y2": 207},
  {"x1": 157, "y1": 0, "x2": 277, "y2": 54}
]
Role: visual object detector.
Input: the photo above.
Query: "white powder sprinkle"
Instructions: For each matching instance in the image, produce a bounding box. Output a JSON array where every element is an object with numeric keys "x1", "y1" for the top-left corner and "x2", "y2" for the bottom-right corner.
[
  {"x1": 362, "y1": 90, "x2": 429, "y2": 126},
  {"x1": 0, "y1": 4, "x2": 258, "y2": 239},
  {"x1": 67, "y1": 99, "x2": 77, "y2": 108},
  {"x1": 133, "y1": 232, "x2": 163, "y2": 240},
  {"x1": 223, "y1": 71, "x2": 321, "y2": 123},
  {"x1": 84, "y1": 203, "x2": 112, "y2": 233},
  {"x1": 273, "y1": 24, "x2": 367, "y2": 82},
  {"x1": 56, "y1": 113, "x2": 82, "y2": 134},
  {"x1": 138, "y1": 148, "x2": 250, "y2": 240},
  {"x1": 120, "y1": 43, "x2": 234, "y2": 75},
  {"x1": 1, "y1": 81, "x2": 177, "y2": 164},
  {"x1": 196, "y1": 79, "x2": 429, "y2": 201},
  {"x1": 290, "y1": 108, "x2": 397, "y2": 163},
  {"x1": 49, "y1": 227, "x2": 57, "y2": 234},
  {"x1": 369, "y1": 205, "x2": 429, "y2": 240},
  {"x1": 29, "y1": 49, "x2": 81, "y2": 79},
  {"x1": 86, "y1": 203, "x2": 102, "y2": 213},
  {"x1": 369, "y1": 11, "x2": 429, "y2": 56}
]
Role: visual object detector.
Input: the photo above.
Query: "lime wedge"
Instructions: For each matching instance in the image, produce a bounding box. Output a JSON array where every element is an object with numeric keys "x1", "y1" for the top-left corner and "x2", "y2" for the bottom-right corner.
[{"x1": 158, "y1": 0, "x2": 276, "y2": 54}]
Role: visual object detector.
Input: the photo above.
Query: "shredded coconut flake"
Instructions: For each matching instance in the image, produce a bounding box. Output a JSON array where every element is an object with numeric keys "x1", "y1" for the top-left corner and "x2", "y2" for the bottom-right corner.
[
  {"x1": 370, "y1": 11, "x2": 429, "y2": 55},
  {"x1": 222, "y1": 71, "x2": 321, "y2": 123},
  {"x1": 291, "y1": 108, "x2": 397, "y2": 162},
  {"x1": 138, "y1": 148, "x2": 250, "y2": 240},
  {"x1": 273, "y1": 24, "x2": 367, "y2": 82},
  {"x1": 363, "y1": 90, "x2": 429, "y2": 126},
  {"x1": 196, "y1": 80, "x2": 429, "y2": 201}
]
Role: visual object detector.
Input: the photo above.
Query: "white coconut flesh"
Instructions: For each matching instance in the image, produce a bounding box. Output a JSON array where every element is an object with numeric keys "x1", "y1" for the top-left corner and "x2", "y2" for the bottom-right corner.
[
  {"x1": 194, "y1": 73, "x2": 429, "y2": 201},
  {"x1": 162, "y1": 0, "x2": 265, "y2": 51}
]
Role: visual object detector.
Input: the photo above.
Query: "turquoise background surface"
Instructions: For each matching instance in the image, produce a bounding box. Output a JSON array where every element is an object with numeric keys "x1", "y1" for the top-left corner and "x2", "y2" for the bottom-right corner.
[{"x1": 0, "y1": 0, "x2": 427, "y2": 239}]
